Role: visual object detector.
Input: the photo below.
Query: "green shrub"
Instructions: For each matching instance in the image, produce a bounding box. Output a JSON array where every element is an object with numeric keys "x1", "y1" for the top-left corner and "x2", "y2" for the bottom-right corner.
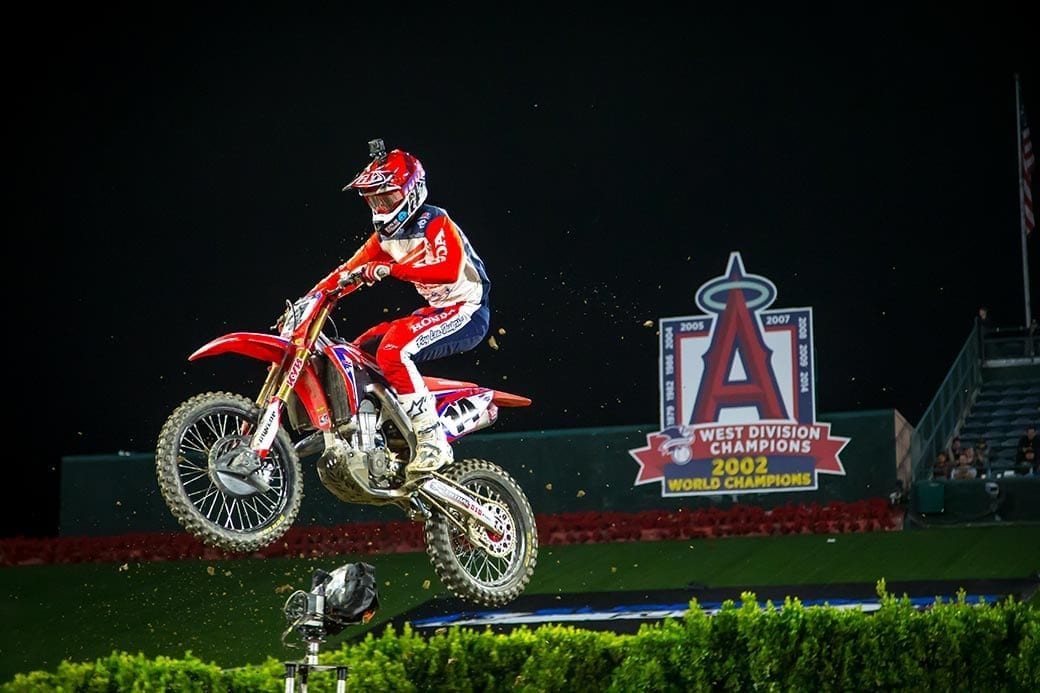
[{"x1": 4, "y1": 590, "x2": 1037, "y2": 692}]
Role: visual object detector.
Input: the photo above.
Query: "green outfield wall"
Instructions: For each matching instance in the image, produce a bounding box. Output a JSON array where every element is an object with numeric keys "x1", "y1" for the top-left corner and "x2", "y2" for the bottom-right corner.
[{"x1": 60, "y1": 409, "x2": 912, "y2": 536}]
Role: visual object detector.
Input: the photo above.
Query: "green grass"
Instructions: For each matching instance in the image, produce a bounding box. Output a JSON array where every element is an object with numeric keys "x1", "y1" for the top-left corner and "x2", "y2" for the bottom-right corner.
[
  {"x1": 1, "y1": 525, "x2": 1038, "y2": 684},
  {"x1": 531, "y1": 525, "x2": 1040, "y2": 590}
]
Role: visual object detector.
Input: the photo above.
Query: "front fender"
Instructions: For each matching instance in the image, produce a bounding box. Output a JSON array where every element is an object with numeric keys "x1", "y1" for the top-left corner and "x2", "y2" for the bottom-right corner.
[
  {"x1": 188, "y1": 331, "x2": 333, "y2": 432},
  {"x1": 189, "y1": 331, "x2": 290, "y2": 363}
]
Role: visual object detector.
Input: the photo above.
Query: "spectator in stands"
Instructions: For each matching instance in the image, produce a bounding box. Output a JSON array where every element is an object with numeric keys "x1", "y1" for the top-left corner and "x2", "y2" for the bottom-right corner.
[
  {"x1": 975, "y1": 306, "x2": 992, "y2": 354},
  {"x1": 976, "y1": 305, "x2": 992, "y2": 333},
  {"x1": 1016, "y1": 425, "x2": 1038, "y2": 466},
  {"x1": 961, "y1": 446, "x2": 980, "y2": 478},
  {"x1": 973, "y1": 439, "x2": 989, "y2": 477},
  {"x1": 932, "y1": 451, "x2": 952, "y2": 480},
  {"x1": 1015, "y1": 448, "x2": 1036, "y2": 476},
  {"x1": 950, "y1": 452, "x2": 977, "y2": 480}
]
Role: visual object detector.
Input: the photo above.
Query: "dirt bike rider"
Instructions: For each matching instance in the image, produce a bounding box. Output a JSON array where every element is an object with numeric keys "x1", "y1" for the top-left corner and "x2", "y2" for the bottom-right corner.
[{"x1": 332, "y1": 139, "x2": 491, "y2": 478}]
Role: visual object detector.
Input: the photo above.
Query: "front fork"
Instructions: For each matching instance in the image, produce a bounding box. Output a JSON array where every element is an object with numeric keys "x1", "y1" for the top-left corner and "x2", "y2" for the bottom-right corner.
[
  {"x1": 250, "y1": 308, "x2": 328, "y2": 458},
  {"x1": 239, "y1": 361, "x2": 292, "y2": 460},
  {"x1": 218, "y1": 345, "x2": 311, "y2": 491},
  {"x1": 250, "y1": 397, "x2": 287, "y2": 456}
]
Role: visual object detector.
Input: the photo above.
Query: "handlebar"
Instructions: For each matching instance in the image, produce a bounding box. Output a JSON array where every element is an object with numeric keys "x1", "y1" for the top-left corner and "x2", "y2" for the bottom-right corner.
[
  {"x1": 274, "y1": 274, "x2": 363, "y2": 334},
  {"x1": 309, "y1": 268, "x2": 365, "y2": 300},
  {"x1": 336, "y1": 269, "x2": 367, "y2": 291}
]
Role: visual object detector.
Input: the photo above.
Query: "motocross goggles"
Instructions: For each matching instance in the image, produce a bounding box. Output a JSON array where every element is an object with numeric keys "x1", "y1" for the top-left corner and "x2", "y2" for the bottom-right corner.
[{"x1": 362, "y1": 189, "x2": 404, "y2": 215}]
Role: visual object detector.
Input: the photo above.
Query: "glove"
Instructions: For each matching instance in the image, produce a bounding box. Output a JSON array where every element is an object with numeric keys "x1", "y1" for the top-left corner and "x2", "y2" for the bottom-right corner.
[{"x1": 359, "y1": 262, "x2": 391, "y2": 285}]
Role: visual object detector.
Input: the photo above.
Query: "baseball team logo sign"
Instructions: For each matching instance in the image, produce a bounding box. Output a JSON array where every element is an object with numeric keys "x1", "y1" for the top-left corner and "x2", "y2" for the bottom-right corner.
[{"x1": 629, "y1": 252, "x2": 849, "y2": 497}]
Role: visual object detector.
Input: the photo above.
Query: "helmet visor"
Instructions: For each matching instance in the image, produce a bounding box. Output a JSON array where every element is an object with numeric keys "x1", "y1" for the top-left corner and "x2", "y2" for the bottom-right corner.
[{"x1": 362, "y1": 190, "x2": 404, "y2": 215}]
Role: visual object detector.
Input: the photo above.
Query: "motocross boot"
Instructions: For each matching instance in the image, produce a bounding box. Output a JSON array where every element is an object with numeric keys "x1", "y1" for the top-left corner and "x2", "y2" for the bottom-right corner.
[{"x1": 399, "y1": 391, "x2": 453, "y2": 476}]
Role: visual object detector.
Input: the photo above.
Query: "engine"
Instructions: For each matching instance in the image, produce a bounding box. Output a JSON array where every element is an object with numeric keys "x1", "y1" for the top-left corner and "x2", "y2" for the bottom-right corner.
[{"x1": 316, "y1": 398, "x2": 403, "y2": 504}]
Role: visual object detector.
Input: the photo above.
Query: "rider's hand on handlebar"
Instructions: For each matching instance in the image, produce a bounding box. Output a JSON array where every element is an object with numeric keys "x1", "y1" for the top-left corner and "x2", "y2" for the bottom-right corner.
[
  {"x1": 360, "y1": 262, "x2": 391, "y2": 284},
  {"x1": 340, "y1": 262, "x2": 391, "y2": 288}
]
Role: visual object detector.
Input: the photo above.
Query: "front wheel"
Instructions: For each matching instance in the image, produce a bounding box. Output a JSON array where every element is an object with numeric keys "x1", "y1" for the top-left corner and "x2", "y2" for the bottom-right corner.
[
  {"x1": 155, "y1": 391, "x2": 303, "y2": 552},
  {"x1": 424, "y1": 458, "x2": 538, "y2": 606}
]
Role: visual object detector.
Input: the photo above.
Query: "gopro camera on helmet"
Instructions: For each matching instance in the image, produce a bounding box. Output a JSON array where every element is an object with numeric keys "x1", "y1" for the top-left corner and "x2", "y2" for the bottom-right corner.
[{"x1": 368, "y1": 138, "x2": 387, "y2": 161}]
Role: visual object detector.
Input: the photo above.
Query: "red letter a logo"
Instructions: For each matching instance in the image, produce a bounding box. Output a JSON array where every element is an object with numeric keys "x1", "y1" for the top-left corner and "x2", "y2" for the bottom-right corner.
[{"x1": 691, "y1": 289, "x2": 788, "y2": 423}]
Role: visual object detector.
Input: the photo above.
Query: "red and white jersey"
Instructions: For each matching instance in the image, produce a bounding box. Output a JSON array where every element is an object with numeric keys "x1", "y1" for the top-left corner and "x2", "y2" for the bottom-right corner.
[{"x1": 347, "y1": 205, "x2": 489, "y2": 309}]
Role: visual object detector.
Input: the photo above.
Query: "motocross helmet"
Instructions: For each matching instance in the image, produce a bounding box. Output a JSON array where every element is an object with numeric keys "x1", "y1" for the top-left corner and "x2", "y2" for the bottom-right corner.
[{"x1": 343, "y1": 139, "x2": 427, "y2": 237}]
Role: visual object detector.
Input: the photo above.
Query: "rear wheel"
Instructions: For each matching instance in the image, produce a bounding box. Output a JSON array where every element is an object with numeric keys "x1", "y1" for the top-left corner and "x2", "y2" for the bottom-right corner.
[
  {"x1": 155, "y1": 391, "x2": 303, "y2": 552},
  {"x1": 424, "y1": 458, "x2": 538, "y2": 606}
]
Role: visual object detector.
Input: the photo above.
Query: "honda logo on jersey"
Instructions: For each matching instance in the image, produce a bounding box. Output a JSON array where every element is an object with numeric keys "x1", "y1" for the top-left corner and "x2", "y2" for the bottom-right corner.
[
  {"x1": 628, "y1": 252, "x2": 849, "y2": 497},
  {"x1": 416, "y1": 228, "x2": 449, "y2": 267}
]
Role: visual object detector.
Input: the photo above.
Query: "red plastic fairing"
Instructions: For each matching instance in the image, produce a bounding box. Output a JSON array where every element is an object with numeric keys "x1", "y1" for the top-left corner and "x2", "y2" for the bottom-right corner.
[
  {"x1": 420, "y1": 373, "x2": 530, "y2": 408},
  {"x1": 491, "y1": 390, "x2": 532, "y2": 407},
  {"x1": 189, "y1": 332, "x2": 290, "y2": 363},
  {"x1": 422, "y1": 376, "x2": 478, "y2": 390},
  {"x1": 187, "y1": 332, "x2": 333, "y2": 431}
]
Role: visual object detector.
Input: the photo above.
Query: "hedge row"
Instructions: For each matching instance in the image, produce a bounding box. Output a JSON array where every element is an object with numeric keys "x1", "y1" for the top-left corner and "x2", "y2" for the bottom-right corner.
[{"x1": 5, "y1": 583, "x2": 1036, "y2": 692}]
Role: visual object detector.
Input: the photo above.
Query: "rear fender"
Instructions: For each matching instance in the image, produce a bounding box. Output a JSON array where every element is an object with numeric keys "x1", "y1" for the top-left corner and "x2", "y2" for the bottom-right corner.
[
  {"x1": 421, "y1": 376, "x2": 531, "y2": 408},
  {"x1": 491, "y1": 389, "x2": 532, "y2": 407},
  {"x1": 189, "y1": 331, "x2": 333, "y2": 431},
  {"x1": 434, "y1": 386, "x2": 531, "y2": 442}
]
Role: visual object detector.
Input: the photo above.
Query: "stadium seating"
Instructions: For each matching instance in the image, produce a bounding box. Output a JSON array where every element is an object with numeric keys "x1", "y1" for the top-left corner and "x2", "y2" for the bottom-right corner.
[{"x1": 954, "y1": 374, "x2": 1040, "y2": 476}]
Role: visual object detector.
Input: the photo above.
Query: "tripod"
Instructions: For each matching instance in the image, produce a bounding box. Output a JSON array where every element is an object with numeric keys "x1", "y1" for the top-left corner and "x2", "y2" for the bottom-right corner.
[
  {"x1": 279, "y1": 562, "x2": 378, "y2": 692},
  {"x1": 282, "y1": 638, "x2": 349, "y2": 693}
]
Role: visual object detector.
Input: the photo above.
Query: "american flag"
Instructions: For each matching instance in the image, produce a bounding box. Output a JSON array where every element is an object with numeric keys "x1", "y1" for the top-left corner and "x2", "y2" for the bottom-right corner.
[{"x1": 1023, "y1": 100, "x2": 1035, "y2": 235}]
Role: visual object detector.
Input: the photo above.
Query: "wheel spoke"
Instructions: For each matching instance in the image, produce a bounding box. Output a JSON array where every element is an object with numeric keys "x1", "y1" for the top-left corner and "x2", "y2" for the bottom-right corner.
[
  {"x1": 444, "y1": 477, "x2": 522, "y2": 587},
  {"x1": 172, "y1": 405, "x2": 291, "y2": 535},
  {"x1": 157, "y1": 394, "x2": 301, "y2": 555}
]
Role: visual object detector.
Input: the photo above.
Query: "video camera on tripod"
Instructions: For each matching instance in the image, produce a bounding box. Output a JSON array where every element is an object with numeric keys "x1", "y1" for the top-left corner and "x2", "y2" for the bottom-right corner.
[
  {"x1": 283, "y1": 561, "x2": 380, "y2": 645},
  {"x1": 280, "y1": 562, "x2": 380, "y2": 692}
]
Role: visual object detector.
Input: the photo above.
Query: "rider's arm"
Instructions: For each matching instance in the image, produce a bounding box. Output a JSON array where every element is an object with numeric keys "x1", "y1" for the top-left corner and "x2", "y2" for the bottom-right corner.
[
  {"x1": 345, "y1": 233, "x2": 393, "y2": 271},
  {"x1": 388, "y1": 216, "x2": 464, "y2": 284},
  {"x1": 314, "y1": 233, "x2": 392, "y2": 291}
]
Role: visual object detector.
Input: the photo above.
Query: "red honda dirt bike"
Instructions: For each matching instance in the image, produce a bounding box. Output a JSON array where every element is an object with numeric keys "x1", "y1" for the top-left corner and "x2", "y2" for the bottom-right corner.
[{"x1": 155, "y1": 267, "x2": 538, "y2": 606}]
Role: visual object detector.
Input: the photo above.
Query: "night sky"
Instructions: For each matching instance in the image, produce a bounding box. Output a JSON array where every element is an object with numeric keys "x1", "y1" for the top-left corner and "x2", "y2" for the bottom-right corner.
[{"x1": 13, "y1": 4, "x2": 1037, "y2": 537}]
